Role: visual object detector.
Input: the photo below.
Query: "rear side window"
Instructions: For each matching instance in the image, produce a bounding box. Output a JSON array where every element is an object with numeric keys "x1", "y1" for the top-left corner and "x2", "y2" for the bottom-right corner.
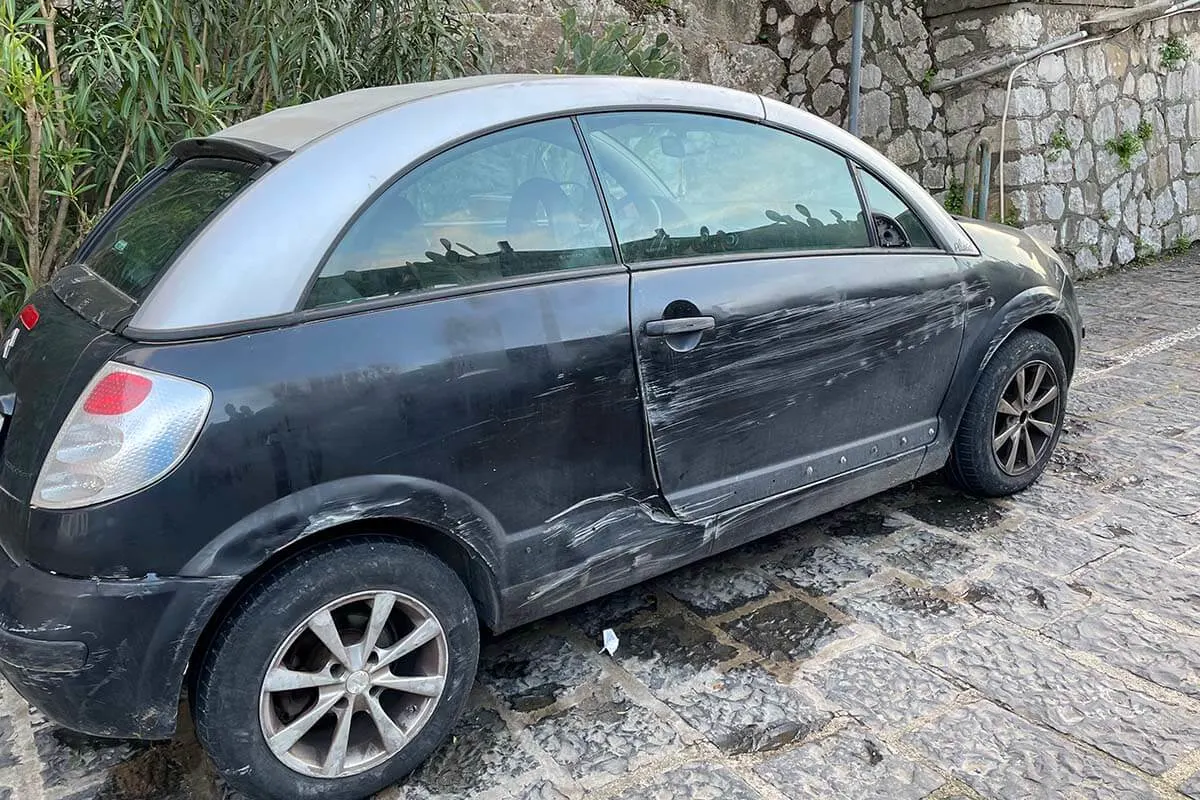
[
  {"x1": 84, "y1": 159, "x2": 256, "y2": 299},
  {"x1": 306, "y1": 118, "x2": 615, "y2": 309}
]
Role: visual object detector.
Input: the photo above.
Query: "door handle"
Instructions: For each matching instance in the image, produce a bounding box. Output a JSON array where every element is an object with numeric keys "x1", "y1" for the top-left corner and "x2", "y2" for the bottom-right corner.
[{"x1": 644, "y1": 316, "x2": 716, "y2": 336}]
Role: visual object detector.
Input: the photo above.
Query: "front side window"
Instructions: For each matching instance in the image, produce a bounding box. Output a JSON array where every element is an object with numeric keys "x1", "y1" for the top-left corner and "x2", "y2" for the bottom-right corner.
[
  {"x1": 307, "y1": 118, "x2": 615, "y2": 308},
  {"x1": 85, "y1": 159, "x2": 256, "y2": 299},
  {"x1": 857, "y1": 170, "x2": 938, "y2": 249},
  {"x1": 578, "y1": 112, "x2": 870, "y2": 263}
]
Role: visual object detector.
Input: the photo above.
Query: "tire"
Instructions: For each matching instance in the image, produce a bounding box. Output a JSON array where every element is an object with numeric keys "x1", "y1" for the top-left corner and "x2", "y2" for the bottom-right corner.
[
  {"x1": 947, "y1": 330, "x2": 1068, "y2": 497},
  {"x1": 193, "y1": 538, "x2": 479, "y2": 800}
]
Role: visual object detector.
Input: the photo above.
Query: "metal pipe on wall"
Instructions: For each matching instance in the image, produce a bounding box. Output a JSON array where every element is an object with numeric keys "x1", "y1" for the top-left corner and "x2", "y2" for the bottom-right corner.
[{"x1": 847, "y1": 0, "x2": 865, "y2": 135}]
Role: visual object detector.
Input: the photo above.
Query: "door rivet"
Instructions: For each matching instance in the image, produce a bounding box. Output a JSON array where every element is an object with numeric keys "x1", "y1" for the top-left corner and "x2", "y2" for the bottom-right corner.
[
  {"x1": 900, "y1": 436, "x2": 908, "y2": 445},
  {"x1": 805, "y1": 466, "x2": 814, "y2": 475},
  {"x1": 839, "y1": 456, "x2": 847, "y2": 464},
  {"x1": 928, "y1": 427, "x2": 936, "y2": 436}
]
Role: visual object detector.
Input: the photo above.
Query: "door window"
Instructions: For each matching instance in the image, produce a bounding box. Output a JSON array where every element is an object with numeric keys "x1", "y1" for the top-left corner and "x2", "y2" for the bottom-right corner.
[
  {"x1": 307, "y1": 118, "x2": 616, "y2": 308},
  {"x1": 578, "y1": 112, "x2": 870, "y2": 263},
  {"x1": 857, "y1": 170, "x2": 938, "y2": 249}
]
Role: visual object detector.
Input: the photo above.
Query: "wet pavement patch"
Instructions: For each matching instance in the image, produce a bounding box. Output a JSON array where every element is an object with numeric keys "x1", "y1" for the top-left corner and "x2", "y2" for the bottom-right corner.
[
  {"x1": 617, "y1": 614, "x2": 738, "y2": 689},
  {"x1": 480, "y1": 634, "x2": 600, "y2": 712},
  {"x1": 720, "y1": 599, "x2": 843, "y2": 662},
  {"x1": 902, "y1": 495, "x2": 1005, "y2": 532}
]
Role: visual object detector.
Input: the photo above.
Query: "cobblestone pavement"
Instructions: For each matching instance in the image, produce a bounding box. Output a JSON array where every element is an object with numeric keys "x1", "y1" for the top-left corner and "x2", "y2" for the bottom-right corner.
[{"x1": 3, "y1": 254, "x2": 1200, "y2": 800}]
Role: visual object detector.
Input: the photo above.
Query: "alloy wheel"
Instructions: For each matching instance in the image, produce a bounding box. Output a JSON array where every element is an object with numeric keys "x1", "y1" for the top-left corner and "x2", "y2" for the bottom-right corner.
[
  {"x1": 258, "y1": 590, "x2": 448, "y2": 778},
  {"x1": 992, "y1": 360, "x2": 1061, "y2": 476}
]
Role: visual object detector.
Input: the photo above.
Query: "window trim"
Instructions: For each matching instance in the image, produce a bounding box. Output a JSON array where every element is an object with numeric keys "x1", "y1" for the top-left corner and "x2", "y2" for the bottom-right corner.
[{"x1": 297, "y1": 115, "x2": 622, "y2": 313}]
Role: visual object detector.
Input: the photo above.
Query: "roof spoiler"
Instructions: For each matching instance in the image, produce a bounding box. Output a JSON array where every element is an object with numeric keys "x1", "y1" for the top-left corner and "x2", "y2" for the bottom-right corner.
[{"x1": 169, "y1": 136, "x2": 292, "y2": 166}]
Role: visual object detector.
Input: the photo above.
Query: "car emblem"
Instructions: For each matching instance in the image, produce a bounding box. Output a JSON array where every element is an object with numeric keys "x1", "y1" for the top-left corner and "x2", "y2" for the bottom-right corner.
[{"x1": 2, "y1": 327, "x2": 18, "y2": 360}]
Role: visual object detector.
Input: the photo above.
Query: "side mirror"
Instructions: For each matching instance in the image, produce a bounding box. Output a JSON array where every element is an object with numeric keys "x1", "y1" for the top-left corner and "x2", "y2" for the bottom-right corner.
[{"x1": 660, "y1": 135, "x2": 685, "y2": 158}]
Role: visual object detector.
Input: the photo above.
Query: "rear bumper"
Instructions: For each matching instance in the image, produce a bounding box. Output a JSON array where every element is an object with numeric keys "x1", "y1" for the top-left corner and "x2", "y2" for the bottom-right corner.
[{"x1": 0, "y1": 555, "x2": 236, "y2": 739}]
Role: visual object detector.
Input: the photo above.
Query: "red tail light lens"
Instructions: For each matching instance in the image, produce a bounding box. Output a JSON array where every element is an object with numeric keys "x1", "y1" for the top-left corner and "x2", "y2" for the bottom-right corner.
[
  {"x1": 18, "y1": 304, "x2": 39, "y2": 330},
  {"x1": 82, "y1": 371, "x2": 154, "y2": 415}
]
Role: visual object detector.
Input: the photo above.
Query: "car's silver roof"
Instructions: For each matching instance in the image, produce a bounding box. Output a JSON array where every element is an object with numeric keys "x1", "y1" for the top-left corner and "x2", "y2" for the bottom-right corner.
[
  {"x1": 214, "y1": 75, "x2": 552, "y2": 153},
  {"x1": 130, "y1": 75, "x2": 976, "y2": 335}
]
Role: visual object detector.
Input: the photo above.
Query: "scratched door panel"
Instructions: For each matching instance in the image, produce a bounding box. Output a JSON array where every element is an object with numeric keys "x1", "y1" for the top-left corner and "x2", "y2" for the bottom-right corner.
[{"x1": 632, "y1": 252, "x2": 967, "y2": 518}]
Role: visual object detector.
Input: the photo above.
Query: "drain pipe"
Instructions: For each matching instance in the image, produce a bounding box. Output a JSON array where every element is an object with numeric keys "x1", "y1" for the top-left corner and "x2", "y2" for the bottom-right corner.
[
  {"x1": 929, "y1": 31, "x2": 1089, "y2": 93},
  {"x1": 847, "y1": 0, "x2": 865, "y2": 135}
]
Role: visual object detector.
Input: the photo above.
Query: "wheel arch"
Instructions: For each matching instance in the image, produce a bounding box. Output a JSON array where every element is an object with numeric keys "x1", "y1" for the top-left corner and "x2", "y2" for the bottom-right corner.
[
  {"x1": 941, "y1": 283, "x2": 1079, "y2": 439},
  {"x1": 180, "y1": 476, "x2": 505, "y2": 708}
]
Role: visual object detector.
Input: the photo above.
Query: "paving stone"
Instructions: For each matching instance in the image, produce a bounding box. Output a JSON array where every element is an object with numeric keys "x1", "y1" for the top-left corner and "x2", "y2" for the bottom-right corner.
[
  {"x1": 968, "y1": 512, "x2": 1116, "y2": 575},
  {"x1": 656, "y1": 561, "x2": 772, "y2": 616},
  {"x1": 1099, "y1": 400, "x2": 1200, "y2": 440},
  {"x1": 1046, "y1": 602, "x2": 1200, "y2": 698},
  {"x1": 870, "y1": 528, "x2": 991, "y2": 585},
  {"x1": 528, "y1": 686, "x2": 679, "y2": 783},
  {"x1": 1073, "y1": 547, "x2": 1200, "y2": 627},
  {"x1": 720, "y1": 599, "x2": 845, "y2": 662},
  {"x1": 923, "y1": 623, "x2": 1200, "y2": 774},
  {"x1": 480, "y1": 633, "x2": 600, "y2": 712},
  {"x1": 399, "y1": 708, "x2": 539, "y2": 799},
  {"x1": 1073, "y1": 499, "x2": 1199, "y2": 559},
  {"x1": 756, "y1": 723, "x2": 944, "y2": 800},
  {"x1": 995, "y1": 477, "x2": 1095, "y2": 521},
  {"x1": 901, "y1": 495, "x2": 1006, "y2": 532},
  {"x1": 910, "y1": 701, "x2": 1159, "y2": 799},
  {"x1": 616, "y1": 614, "x2": 738, "y2": 691},
  {"x1": 1110, "y1": 358, "x2": 1200, "y2": 389},
  {"x1": 662, "y1": 665, "x2": 830, "y2": 755},
  {"x1": 610, "y1": 763, "x2": 763, "y2": 799},
  {"x1": 514, "y1": 781, "x2": 571, "y2": 800},
  {"x1": 1182, "y1": 769, "x2": 1200, "y2": 800},
  {"x1": 1106, "y1": 471, "x2": 1200, "y2": 516},
  {"x1": 834, "y1": 579, "x2": 977, "y2": 648},
  {"x1": 960, "y1": 561, "x2": 1091, "y2": 629},
  {"x1": 807, "y1": 645, "x2": 961, "y2": 729},
  {"x1": 0, "y1": 717, "x2": 15, "y2": 771},
  {"x1": 760, "y1": 542, "x2": 878, "y2": 596}
]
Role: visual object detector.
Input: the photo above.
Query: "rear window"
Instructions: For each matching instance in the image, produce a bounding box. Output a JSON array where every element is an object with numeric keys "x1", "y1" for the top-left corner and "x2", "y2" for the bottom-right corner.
[{"x1": 84, "y1": 158, "x2": 256, "y2": 299}]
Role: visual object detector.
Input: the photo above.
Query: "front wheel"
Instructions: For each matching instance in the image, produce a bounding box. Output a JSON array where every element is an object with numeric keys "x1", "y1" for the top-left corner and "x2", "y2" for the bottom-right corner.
[
  {"x1": 193, "y1": 538, "x2": 479, "y2": 800},
  {"x1": 948, "y1": 330, "x2": 1067, "y2": 496}
]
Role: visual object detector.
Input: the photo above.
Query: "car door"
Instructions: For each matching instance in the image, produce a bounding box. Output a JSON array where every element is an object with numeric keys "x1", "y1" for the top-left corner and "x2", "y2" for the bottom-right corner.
[{"x1": 578, "y1": 112, "x2": 967, "y2": 519}]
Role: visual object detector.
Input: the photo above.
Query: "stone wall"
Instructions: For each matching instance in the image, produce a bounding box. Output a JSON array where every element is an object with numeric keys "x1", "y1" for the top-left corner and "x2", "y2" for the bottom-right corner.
[
  {"x1": 477, "y1": 0, "x2": 1200, "y2": 275},
  {"x1": 477, "y1": 0, "x2": 786, "y2": 97},
  {"x1": 931, "y1": 3, "x2": 1200, "y2": 274},
  {"x1": 758, "y1": 0, "x2": 949, "y2": 193}
]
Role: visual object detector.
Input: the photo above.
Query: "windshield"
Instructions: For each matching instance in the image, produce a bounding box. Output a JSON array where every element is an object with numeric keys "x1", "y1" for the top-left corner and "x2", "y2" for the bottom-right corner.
[{"x1": 83, "y1": 158, "x2": 256, "y2": 300}]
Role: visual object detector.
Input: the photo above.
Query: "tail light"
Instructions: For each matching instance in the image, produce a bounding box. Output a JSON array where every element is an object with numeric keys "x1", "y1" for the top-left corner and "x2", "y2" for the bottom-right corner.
[{"x1": 33, "y1": 363, "x2": 212, "y2": 509}]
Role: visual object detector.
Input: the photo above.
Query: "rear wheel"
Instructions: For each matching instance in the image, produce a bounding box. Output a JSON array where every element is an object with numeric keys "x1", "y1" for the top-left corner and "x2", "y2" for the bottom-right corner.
[
  {"x1": 193, "y1": 538, "x2": 479, "y2": 800},
  {"x1": 948, "y1": 330, "x2": 1067, "y2": 496}
]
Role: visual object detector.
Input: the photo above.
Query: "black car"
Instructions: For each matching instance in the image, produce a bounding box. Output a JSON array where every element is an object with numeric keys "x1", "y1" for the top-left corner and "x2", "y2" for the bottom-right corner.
[{"x1": 0, "y1": 75, "x2": 1081, "y2": 799}]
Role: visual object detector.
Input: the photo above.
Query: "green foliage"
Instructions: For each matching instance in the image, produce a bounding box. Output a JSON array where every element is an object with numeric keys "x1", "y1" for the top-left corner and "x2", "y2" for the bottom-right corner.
[
  {"x1": 554, "y1": 8, "x2": 681, "y2": 78},
  {"x1": 0, "y1": 0, "x2": 488, "y2": 321},
  {"x1": 1160, "y1": 35, "x2": 1191, "y2": 71},
  {"x1": 1133, "y1": 236, "x2": 1154, "y2": 263},
  {"x1": 1104, "y1": 120, "x2": 1154, "y2": 170},
  {"x1": 1170, "y1": 235, "x2": 1192, "y2": 254},
  {"x1": 921, "y1": 67, "x2": 937, "y2": 93},
  {"x1": 942, "y1": 178, "x2": 965, "y2": 215},
  {"x1": 1045, "y1": 127, "x2": 1071, "y2": 163}
]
